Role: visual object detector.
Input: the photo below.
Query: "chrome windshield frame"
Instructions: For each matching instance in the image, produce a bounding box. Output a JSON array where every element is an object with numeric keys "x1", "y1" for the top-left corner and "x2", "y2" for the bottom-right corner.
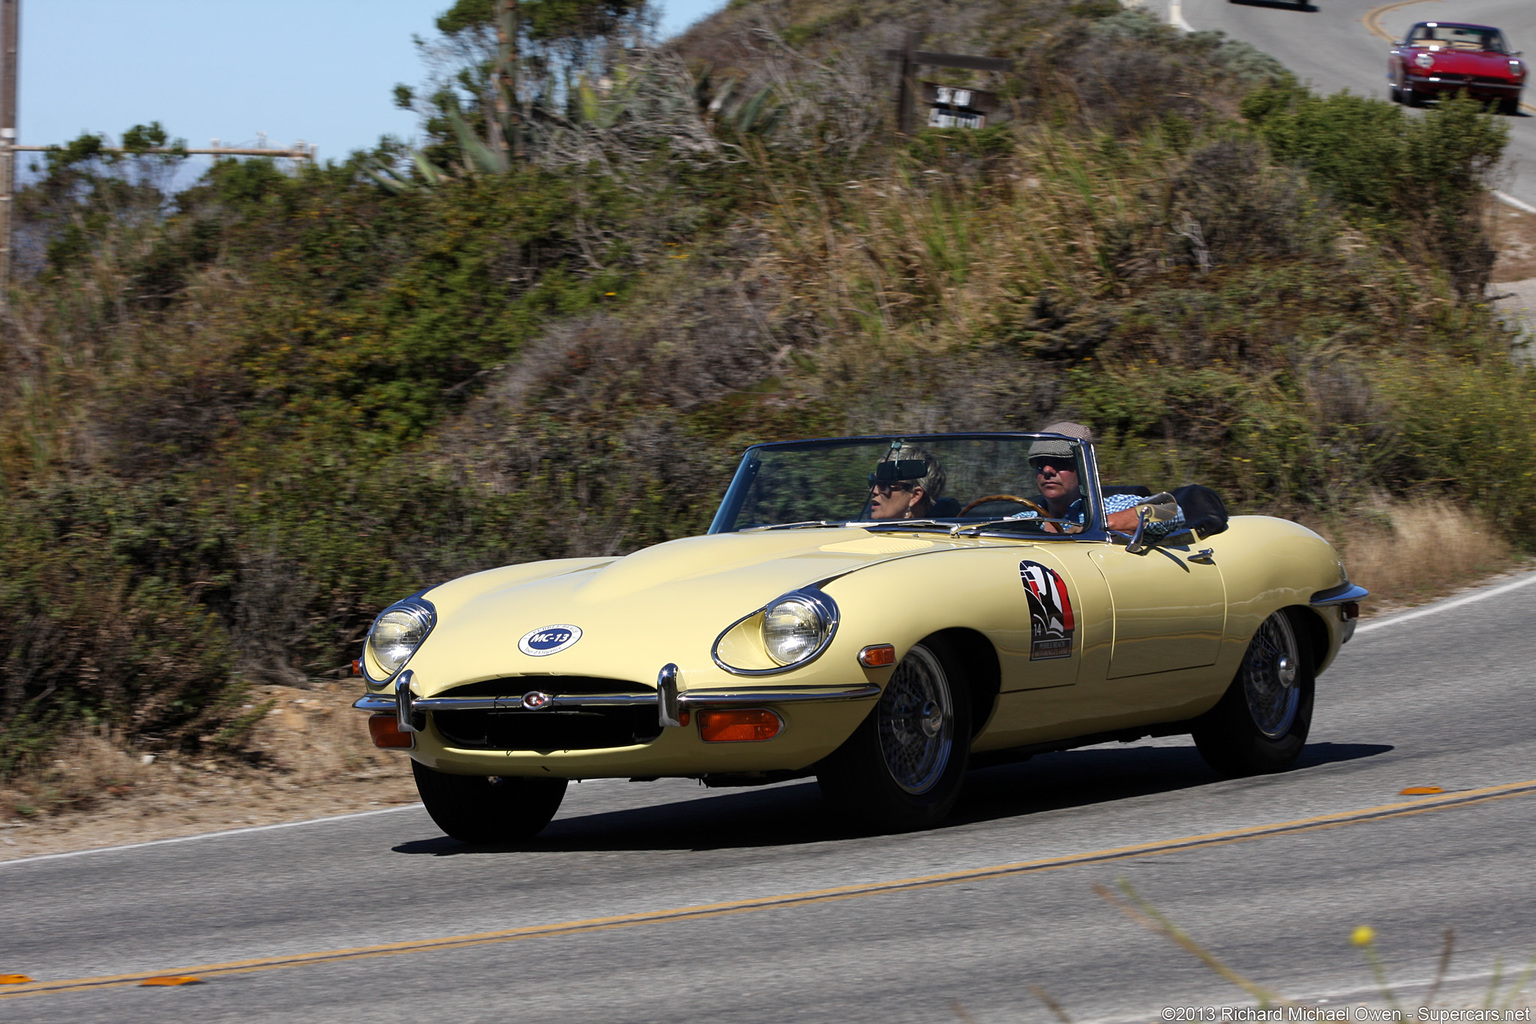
[{"x1": 706, "y1": 432, "x2": 1117, "y2": 541}]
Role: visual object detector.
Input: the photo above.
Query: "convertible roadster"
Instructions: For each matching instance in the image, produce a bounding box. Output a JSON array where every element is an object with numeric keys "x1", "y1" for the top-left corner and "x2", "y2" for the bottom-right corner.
[
  {"x1": 355, "y1": 433, "x2": 1365, "y2": 841},
  {"x1": 1389, "y1": 21, "x2": 1526, "y2": 114}
]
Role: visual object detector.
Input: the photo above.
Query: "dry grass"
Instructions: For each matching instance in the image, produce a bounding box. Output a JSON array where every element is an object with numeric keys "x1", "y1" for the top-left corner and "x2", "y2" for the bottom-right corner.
[
  {"x1": 1491, "y1": 202, "x2": 1536, "y2": 283},
  {"x1": 0, "y1": 681, "x2": 419, "y2": 861},
  {"x1": 1308, "y1": 497, "x2": 1526, "y2": 616}
]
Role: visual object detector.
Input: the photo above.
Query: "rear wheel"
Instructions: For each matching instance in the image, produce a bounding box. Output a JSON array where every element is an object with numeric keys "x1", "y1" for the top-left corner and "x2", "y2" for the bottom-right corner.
[
  {"x1": 1192, "y1": 609, "x2": 1313, "y2": 776},
  {"x1": 412, "y1": 760, "x2": 568, "y2": 844},
  {"x1": 817, "y1": 640, "x2": 971, "y2": 831}
]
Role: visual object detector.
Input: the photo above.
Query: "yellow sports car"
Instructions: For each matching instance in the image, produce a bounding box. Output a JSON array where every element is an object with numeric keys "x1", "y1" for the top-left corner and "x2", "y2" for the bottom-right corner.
[{"x1": 355, "y1": 432, "x2": 1365, "y2": 841}]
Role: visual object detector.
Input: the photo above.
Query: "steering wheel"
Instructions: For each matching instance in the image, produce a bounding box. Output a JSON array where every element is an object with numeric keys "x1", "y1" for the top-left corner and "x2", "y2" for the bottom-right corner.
[{"x1": 959, "y1": 494, "x2": 1049, "y2": 517}]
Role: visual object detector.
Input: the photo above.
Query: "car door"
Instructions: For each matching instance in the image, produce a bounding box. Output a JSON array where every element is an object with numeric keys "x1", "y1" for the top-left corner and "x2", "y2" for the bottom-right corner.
[{"x1": 1088, "y1": 539, "x2": 1226, "y2": 679}]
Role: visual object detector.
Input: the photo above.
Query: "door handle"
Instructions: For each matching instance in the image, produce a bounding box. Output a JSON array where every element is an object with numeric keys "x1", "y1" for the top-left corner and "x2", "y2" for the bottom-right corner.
[{"x1": 1188, "y1": 548, "x2": 1215, "y2": 564}]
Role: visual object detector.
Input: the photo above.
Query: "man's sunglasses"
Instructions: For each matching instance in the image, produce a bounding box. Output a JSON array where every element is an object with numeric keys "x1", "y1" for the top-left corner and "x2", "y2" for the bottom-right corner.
[{"x1": 1031, "y1": 457, "x2": 1077, "y2": 473}]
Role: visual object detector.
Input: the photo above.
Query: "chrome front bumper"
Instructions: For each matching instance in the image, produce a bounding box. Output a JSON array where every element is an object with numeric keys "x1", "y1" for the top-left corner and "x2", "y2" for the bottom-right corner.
[
  {"x1": 1404, "y1": 73, "x2": 1521, "y2": 95},
  {"x1": 1311, "y1": 582, "x2": 1369, "y2": 644},
  {"x1": 353, "y1": 667, "x2": 881, "y2": 733}
]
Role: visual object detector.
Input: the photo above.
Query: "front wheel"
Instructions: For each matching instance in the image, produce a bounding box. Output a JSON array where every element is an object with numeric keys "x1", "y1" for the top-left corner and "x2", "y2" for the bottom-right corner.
[
  {"x1": 412, "y1": 760, "x2": 568, "y2": 844},
  {"x1": 817, "y1": 640, "x2": 971, "y2": 831},
  {"x1": 1499, "y1": 96, "x2": 1521, "y2": 117},
  {"x1": 1192, "y1": 609, "x2": 1314, "y2": 776}
]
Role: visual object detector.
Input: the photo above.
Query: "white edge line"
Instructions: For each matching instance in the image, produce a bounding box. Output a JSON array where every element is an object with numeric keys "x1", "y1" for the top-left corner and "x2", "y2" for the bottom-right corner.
[
  {"x1": 0, "y1": 802, "x2": 424, "y2": 868},
  {"x1": 1494, "y1": 190, "x2": 1536, "y2": 215},
  {"x1": 1169, "y1": 0, "x2": 1193, "y2": 33},
  {"x1": 1354, "y1": 569, "x2": 1536, "y2": 635}
]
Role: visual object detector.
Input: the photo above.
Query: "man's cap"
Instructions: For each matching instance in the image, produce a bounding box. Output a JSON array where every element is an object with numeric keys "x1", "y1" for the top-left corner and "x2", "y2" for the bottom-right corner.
[{"x1": 1028, "y1": 421, "x2": 1093, "y2": 463}]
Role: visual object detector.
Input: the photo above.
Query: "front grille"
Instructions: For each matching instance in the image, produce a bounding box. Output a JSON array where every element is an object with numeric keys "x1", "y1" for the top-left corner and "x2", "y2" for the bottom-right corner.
[
  {"x1": 447, "y1": 676, "x2": 649, "y2": 697},
  {"x1": 430, "y1": 676, "x2": 662, "y2": 751}
]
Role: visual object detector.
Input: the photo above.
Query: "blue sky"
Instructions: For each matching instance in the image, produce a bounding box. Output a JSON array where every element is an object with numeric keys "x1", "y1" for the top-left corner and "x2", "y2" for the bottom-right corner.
[{"x1": 12, "y1": 0, "x2": 728, "y2": 164}]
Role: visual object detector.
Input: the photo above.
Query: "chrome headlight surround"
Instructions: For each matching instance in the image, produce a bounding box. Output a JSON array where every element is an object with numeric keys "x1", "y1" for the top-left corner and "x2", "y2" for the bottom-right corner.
[
  {"x1": 363, "y1": 594, "x2": 437, "y2": 686},
  {"x1": 712, "y1": 588, "x2": 840, "y2": 676}
]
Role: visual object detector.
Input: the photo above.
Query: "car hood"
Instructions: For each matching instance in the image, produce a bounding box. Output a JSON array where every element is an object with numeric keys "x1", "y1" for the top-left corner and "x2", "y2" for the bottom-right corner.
[
  {"x1": 1409, "y1": 48, "x2": 1519, "y2": 76},
  {"x1": 407, "y1": 528, "x2": 968, "y2": 694}
]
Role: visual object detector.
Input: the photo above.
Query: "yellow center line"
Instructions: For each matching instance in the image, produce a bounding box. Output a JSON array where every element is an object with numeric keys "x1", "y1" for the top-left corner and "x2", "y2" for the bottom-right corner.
[
  {"x1": 7, "y1": 777, "x2": 1536, "y2": 1002},
  {"x1": 1364, "y1": 0, "x2": 1441, "y2": 43}
]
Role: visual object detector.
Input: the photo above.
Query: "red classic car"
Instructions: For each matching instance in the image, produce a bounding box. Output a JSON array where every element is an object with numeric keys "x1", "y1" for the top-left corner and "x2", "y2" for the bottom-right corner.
[{"x1": 1389, "y1": 22, "x2": 1526, "y2": 115}]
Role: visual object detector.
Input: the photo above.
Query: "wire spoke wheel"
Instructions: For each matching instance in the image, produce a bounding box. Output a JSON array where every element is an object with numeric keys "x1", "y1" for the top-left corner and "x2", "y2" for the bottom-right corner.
[
  {"x1": 817, "y1": 638, "x2": 971, "y2": 830},
  {"x1": 1242, "y1": 612, "x2": 1301, "y2": 739},
  {"x1": 1192, "y1": 609, "x2": 1314, "y2": 777},
  {"x1": 876, "y1": 643, "x2": 954, "y2": 794}
]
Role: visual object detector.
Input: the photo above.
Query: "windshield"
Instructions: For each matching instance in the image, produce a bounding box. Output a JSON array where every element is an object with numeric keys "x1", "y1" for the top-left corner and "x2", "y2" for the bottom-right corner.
[
  {"x1": 1411, "y1": 24, "x2": 1509, "y2": 53},
  {"x1": 708, "y1": 434, "x2": 1099, "y2": 534}
]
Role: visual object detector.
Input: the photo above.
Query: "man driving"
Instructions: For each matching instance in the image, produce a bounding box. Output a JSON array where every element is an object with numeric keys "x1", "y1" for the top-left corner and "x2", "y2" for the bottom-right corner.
[{"x1": 1018, "y1": 422, "x2": 1185, "y2": 537}]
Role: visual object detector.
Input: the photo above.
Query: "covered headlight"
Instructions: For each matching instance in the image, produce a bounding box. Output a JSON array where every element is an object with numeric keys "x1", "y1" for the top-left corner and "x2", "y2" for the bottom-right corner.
[
  {"x1": 366, "y1": 597, "x2": 436, "y2": 679},
  {"x1": 763, "y1": 594, "x2": 832, "y2": 665}
]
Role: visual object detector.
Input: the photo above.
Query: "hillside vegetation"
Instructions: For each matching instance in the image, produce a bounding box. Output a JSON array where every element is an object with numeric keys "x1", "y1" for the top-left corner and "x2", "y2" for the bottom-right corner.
[{"x1": 1, "y1": 0, "x2": 1530, "y2": 809}]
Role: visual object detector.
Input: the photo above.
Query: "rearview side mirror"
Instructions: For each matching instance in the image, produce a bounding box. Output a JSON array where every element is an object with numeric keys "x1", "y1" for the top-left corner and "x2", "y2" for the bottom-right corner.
[{"x1": 1123, "y1": 493, "x2": 1179, "y2": 556}]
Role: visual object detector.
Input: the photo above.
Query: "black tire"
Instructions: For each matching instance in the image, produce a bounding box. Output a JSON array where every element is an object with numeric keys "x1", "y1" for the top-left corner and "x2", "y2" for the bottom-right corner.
[
  {"x1": 1403, "y1": 84, "x2": 1423, "y2": 108},
  {"x1": 1192, "y1": 609, "x2": 1314, "y2": 776},
  {"x1": 411, "y1": 760, "x2": 568, "y2": 844},
  {"x1": 1499, "y1": 96, "x2": 1521, "y2": 117},
  {"x1": 1389, "y1": 84, "x2": 1402, "y2": 104},
  {"x1": 817, "y1": 639, "x2": 971, "y2": 831}
]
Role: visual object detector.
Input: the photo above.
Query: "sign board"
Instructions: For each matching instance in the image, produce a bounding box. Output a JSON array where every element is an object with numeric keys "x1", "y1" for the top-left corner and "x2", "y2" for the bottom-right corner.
[{"x1": 923, "y1": 84, "x2": 999, "y2": 130}]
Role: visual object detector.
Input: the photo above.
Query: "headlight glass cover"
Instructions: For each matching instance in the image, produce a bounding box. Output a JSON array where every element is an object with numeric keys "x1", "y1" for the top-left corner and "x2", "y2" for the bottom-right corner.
[
  {"x1": 367, "y1": 597, "x2": 436, "y2": 680},
  {"x1": 762, "y1": 594, "x2": 831, "y2": 666}
]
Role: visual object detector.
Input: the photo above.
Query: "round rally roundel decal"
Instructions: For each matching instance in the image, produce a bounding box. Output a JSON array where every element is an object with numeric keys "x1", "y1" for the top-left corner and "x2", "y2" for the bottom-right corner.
[{"x1": 518, "y1": 624, "x2": 583, "y2": 657}]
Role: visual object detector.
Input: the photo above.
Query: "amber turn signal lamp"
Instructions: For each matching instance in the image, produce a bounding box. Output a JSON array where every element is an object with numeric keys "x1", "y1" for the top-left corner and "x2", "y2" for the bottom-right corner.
[
  {"x1": 698, "y1": 708, "x2": 782, "y2": 743},
  {"x1": 369, "y1": 714, "x2": 414, "y2": 749},
  {"x1": 0, "y1": 975, "x2": 34, "y2": 985},
  {"x1": 858, "y1": 644, "x2": 896, "y2": 668}
]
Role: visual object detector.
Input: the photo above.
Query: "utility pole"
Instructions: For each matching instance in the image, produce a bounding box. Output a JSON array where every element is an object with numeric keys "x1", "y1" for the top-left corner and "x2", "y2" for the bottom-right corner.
[
  {"x1": 1, "y1": 0, "x2": 18, "y2": 317},
  {"x1": 9, "y1": 143, "x2": 317, "y2": 161}
]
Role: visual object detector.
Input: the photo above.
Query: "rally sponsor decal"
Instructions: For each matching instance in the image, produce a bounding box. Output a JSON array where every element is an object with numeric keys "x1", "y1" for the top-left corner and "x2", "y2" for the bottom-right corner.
[
  {"x1": 518, "y1": 624, "x2": 583, "y2": 657},
  {"x1": 1019, "y1": 561, "x2": 1075, "y2": 660}
]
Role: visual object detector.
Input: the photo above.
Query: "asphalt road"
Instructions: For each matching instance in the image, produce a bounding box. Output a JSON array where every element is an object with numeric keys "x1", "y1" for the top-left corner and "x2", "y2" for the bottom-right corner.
[
  {"x1": 4, "y1": 569, "x2": 1536, "y2": 1023},
  {"x1": 1177, "y1": 0, "x2": 1536, "y2": 209}
]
